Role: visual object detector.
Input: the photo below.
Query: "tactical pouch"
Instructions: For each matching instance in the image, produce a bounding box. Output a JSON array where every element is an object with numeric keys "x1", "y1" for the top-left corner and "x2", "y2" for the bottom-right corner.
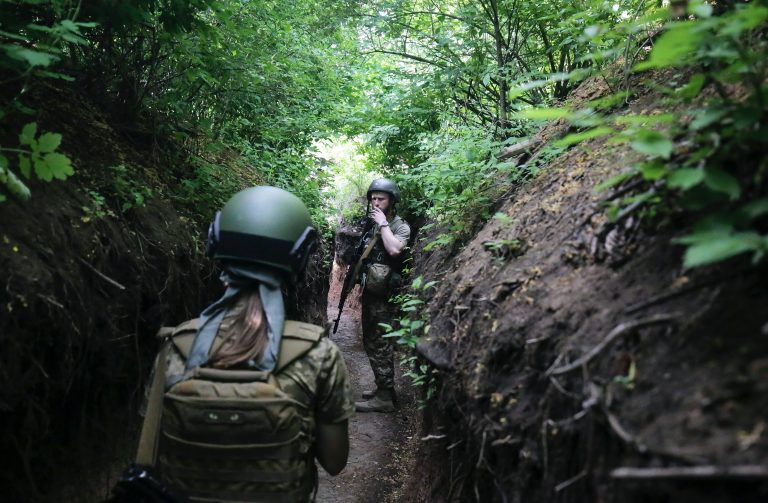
[{"x1": 364, "y1": 263, "x2": 392, "y2": 297}]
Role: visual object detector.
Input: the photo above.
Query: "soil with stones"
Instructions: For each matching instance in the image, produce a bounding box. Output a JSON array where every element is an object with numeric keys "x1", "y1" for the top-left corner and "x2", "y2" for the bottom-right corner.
[
  {"x1": 316, "y1": 260, "x2": 416, "y2": 502},
  {"x1": 396, "y1": 69, "x2": 768, "y2": 503}
]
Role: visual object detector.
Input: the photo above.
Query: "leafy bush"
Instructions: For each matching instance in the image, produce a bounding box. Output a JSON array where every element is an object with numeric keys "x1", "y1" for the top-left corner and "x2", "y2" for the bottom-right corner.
[
  {"x1": 516, "y1": 1, "x2": 768, "y2": 268},
  {"x1": 393, "y1": 123, "x2": 526, "y2": 248},
  {"x1": 381, "y1": 275, "x2": 440, "y2": 406}
]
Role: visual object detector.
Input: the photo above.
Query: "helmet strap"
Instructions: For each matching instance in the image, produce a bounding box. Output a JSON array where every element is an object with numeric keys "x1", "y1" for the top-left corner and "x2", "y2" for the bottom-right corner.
[
  {"x1": 205, "y1": 211, "x2": 222, "y2": 258},
  {"x1": 289, "y1": 226, "x2": 318, "y2": 275}
]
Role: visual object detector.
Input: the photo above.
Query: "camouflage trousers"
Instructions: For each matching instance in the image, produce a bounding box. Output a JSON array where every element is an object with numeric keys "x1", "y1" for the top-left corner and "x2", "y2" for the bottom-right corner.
[{"x1": 361, "y1": 291, "x2": 396, "y2": 390}]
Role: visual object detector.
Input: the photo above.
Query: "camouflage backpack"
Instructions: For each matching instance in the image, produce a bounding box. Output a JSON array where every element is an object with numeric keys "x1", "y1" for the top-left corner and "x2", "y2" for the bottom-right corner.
[{"x1": 141, "y1": 318, "x2": 326, "y2": 503}]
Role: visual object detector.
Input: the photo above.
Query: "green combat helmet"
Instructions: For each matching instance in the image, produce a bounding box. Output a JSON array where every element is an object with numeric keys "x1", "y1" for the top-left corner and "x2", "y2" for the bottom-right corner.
[
  {"x1": 367, "y1": 178, "x2": 400, "y2": 203},
  {"x1": 205, "y1": 186, "x2": 318, "y2": 277}
]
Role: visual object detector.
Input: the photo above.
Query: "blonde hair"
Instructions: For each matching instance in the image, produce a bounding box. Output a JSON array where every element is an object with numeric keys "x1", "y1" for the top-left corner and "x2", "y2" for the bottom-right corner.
[{"x1": 210, "y1": 290, "x2": 268, "y2": 368}]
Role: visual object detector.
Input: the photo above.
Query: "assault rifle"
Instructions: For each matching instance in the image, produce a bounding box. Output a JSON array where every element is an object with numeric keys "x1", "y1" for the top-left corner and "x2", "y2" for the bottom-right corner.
[{"x1": 333, "y1": 218, "x2": 376, "y2": 334}]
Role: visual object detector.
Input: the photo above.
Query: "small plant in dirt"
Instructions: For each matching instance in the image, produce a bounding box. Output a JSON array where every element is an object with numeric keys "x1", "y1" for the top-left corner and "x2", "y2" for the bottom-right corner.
[
  {"x1": 381, "y1": 275, "x2": 439, "y2": 406},
  {"x1": 81, "y1": 190, "x2": 114, "y2": 222},
  {"x1": 482, "y1": 238, "x2": 523, "y2": 263},
  {"x1": 109, "y1": 164, "x2": 153, "y2": 213}
]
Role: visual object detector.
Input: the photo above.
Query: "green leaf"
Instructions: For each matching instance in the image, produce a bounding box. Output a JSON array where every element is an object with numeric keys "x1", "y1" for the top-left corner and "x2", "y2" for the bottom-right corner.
[
  {"x1": 690, "y1": 108, "x2": 727, "y2": 131},
  {"x1": 18, "y1": 154, "x2": 31, "y2": 178},
  {"x1": 36, "y1": 132, "x2": 62, "y2": 153},
  {"x1": 741, "y1": 198, "x2": 768, "y2": 220},
  {"x1": 682, "y1": 232, "x2": 761, "y2": 268},
  {"x1": 630, "y1": 130, "x2": 673, "y2": 159},
  {"x1": 639, "y1": 161, "x2": 667, "y2": 181},
  {"x1": 614, "y1": 113, "x2": 675, "y2": 126},
  {"x1": 33, "y1": 152, "x2": 73, "y2": 182},
  {"x1": 677, "y1": 73, "x2": 706, "y2": 100},
  {"x1": 514, "y1": 108, "x2": 573, "y2": 121},
  {"x1": 554, "y1": 126, "x2": 614, "y2": 147},
  {"x1": 704, "y1": 167, "x2": 740, "y2": 200},
  {"x1": 721, "y1": 4, "x2": 768, "y2": 37},
  {"x1": 634, "y1": 21, "x2": 705, "y2": 71},
  {"x1": 19, "y1": 122, "x2": 37, "y2": 146},
  {"x1": 667, "y1": 168, "x2": 704, "y2": 190},
  {"x1": 688, "y1": 0, "x2": 713, "y2": 18},
  {"x1": 60, "y1": 20, "x2": 79, "y2": 31},
  {"x1": 411, "y1": 276, "x2": 423, "y2": 290},
  {"x1": 3, "y1": 45, "x2": 57, "y2": 67},
  {"x1": 44, "y1": 153, "x2": 73, "y2": 180},
  {"x1": 492, "y1": 212, "x2": 512, "y2": 224},
  {"x1": 35, "y1": 70, "x2": 75, "y2": 81},
  {"x1": 595, "y1": 171, "x2": 636, "y2": 192},
  {"x1": 33, "y1": 156, "x2": 52, "y2": 181}
]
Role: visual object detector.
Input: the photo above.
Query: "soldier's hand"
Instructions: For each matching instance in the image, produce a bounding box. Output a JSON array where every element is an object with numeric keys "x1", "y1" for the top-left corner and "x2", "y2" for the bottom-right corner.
[{"x1": 370, "y1": 208, "x2": 388, "y2": 226}]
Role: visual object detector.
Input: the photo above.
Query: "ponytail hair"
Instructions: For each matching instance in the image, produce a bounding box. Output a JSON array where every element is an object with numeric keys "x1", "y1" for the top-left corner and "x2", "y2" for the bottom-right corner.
[{"x1": 210, "y1": 290, "x2": 268, "y2": 368}]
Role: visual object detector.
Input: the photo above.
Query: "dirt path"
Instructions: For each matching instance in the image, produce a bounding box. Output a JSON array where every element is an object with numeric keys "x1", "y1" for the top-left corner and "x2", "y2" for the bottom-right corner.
[{"x1": 315, "y1": 264, "x2": 404, "y2": 502}]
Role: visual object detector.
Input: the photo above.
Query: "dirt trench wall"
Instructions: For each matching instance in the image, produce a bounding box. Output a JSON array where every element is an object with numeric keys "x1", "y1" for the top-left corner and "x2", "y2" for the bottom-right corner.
[
  {"x1": 0, "y1": 85, "x2": 330, "y2": 502},
  {"x1": 402, "y1": 77, "x2": 768, "y2": 503}
]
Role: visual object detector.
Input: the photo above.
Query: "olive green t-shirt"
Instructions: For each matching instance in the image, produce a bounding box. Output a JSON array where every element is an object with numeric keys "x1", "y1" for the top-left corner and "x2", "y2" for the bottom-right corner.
[{"x1": 387, "y1": 215, "x2": 411, "y2": 246}]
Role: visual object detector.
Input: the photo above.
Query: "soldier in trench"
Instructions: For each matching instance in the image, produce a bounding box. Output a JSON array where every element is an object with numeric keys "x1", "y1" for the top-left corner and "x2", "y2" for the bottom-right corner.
[
  {"x1": 119, "y1": 186, "x2": 355, "y2": 502},
  {"x1": 355, "y1": 178, "x2": 411, "y2": 413}
]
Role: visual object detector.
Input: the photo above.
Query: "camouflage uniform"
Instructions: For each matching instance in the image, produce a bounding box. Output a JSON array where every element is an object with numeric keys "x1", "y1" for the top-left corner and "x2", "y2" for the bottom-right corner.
[
  {"x1": 160, "y1": 300, "x2": 355, "y2": 502},
  {"x1": 361, "y1": 215, "x2": 411, "y2": 391}
]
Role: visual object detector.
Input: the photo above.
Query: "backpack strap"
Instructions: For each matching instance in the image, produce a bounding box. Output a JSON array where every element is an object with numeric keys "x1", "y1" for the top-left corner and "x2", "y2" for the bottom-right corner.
[
  {"x1": 168, "y1": 318, "x2": 200, "y2": 359},
  {"x1": 275, "y1": 320, "x2": 325, "y2": 373},
  {"x1": 136, "y1": 331, "x2": 172, "y2": 466},
  {"x1": 165, "y1": 318, "x2": 324, "y2": 373}
]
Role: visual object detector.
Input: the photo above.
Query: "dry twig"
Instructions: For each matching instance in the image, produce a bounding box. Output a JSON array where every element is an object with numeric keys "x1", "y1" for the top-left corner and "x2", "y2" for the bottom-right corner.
[
  {"x1": 611, "y1": 465, "x2": 768, "y2": 480},
  {"x1": 77, "y1": 257, "x2": 127, "y2": 291},
  {"x1": 555, "y1": 469, "x2": 588, "y2": 492},
  {"x1": 624, "y1": 275, "x2": 734, "y2": 314},
  {"x1": 546, "y1": 313, "x2": 677, "y2": 376}
]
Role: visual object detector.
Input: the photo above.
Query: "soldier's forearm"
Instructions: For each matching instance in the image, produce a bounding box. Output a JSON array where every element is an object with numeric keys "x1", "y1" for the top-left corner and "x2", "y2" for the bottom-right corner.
[{"x1": 379, "y1": 226, "x2": 404, "y2": 257}]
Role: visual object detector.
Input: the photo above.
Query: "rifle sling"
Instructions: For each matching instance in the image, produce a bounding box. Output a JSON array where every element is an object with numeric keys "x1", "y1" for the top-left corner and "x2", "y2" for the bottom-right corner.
[
  {"x1": 355, "y1": 229, "x2": 379, "y2": 273},
  {"x1": 136, "y1": 340, "x2": 171, "y2": 466}
]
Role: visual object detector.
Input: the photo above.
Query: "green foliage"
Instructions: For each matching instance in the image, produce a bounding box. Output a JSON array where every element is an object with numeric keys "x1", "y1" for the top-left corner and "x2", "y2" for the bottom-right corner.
[
  {"x1": 109, "y1": 165, "x2": 152, "y2": 213},
  {"x1": 630, "y1": 2, "x2": 768, "y2": 268},
  {"x1": 316, "y1": 137, "x2": 382, "y2": 226},
  {"x1": 393, "y1": 124, "x2": 524, "y2": 244},
  {"x1": 0, "y1": 1, "x2": 95, "y2": 83},
  {"x1": 81, "y1": 190, "x2": 113, "y2": 222},
  {"x1": 2, "y1": 0, "x2": 361, "y2": 223},
  {"x1": 0, "y1": 1, "x2": 88, "y2": 203},
  {"x1": 0, "y1": 122, "x2": 74, "y2": 202},
  {"x1": 515, "y1": 2, "x2": 768, "y2": 269},
  {"x1": 381, "y1": 275, "x2": 440, "y2": 406}
]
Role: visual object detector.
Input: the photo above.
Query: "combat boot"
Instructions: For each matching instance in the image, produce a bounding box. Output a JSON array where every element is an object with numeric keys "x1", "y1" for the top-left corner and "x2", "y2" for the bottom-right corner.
[{"x1": 355, "y1": 388, "x2": 395, "y2": 413}]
